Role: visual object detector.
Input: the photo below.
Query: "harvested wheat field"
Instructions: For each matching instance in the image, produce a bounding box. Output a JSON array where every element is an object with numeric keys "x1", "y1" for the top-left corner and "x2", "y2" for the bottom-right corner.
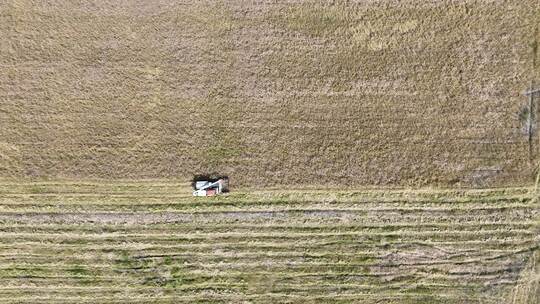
[{"x1": 0, "y1": 182, "x2": 537, "y2": 303}]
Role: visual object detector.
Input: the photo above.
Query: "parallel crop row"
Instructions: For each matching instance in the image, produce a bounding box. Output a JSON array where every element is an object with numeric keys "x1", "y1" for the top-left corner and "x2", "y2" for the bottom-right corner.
[{"x1": 0, "y1": 183, "x2": 537, "y2": 303}]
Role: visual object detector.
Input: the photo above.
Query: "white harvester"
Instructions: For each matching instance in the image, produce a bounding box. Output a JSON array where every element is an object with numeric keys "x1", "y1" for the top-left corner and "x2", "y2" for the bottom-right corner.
[{"x1": 192, "y1": 175, "x2": 229, "y2": 196}]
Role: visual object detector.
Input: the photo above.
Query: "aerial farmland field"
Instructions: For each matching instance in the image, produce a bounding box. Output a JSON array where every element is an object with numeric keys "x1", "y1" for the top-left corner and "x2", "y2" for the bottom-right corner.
[
  {"x1": 0, "y1": 182, "x2": 537, "y2": 303},
  {"x1": 1, "y1": 0, "x2": 539, "y2": 187},
  {"x1": 1, "y1": 0, "x2": 540, "y2": 303}
]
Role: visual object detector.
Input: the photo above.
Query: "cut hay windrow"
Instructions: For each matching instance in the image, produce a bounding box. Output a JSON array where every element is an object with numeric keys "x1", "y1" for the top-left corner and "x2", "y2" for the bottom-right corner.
[{"x1": 0, "y1": 182, "x2": 537, "y2": 303}]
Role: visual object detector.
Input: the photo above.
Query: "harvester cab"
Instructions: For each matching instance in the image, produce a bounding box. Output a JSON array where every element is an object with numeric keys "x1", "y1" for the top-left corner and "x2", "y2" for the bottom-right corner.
[{"x1": 192, "y1": 175, "x2": 229, "y2": 196}]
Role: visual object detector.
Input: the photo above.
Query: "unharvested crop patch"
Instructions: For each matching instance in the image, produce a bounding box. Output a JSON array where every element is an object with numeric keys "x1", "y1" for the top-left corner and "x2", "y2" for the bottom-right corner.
[{"x1": 1, "y1": 1, "x2": 539, "y2": 187}]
